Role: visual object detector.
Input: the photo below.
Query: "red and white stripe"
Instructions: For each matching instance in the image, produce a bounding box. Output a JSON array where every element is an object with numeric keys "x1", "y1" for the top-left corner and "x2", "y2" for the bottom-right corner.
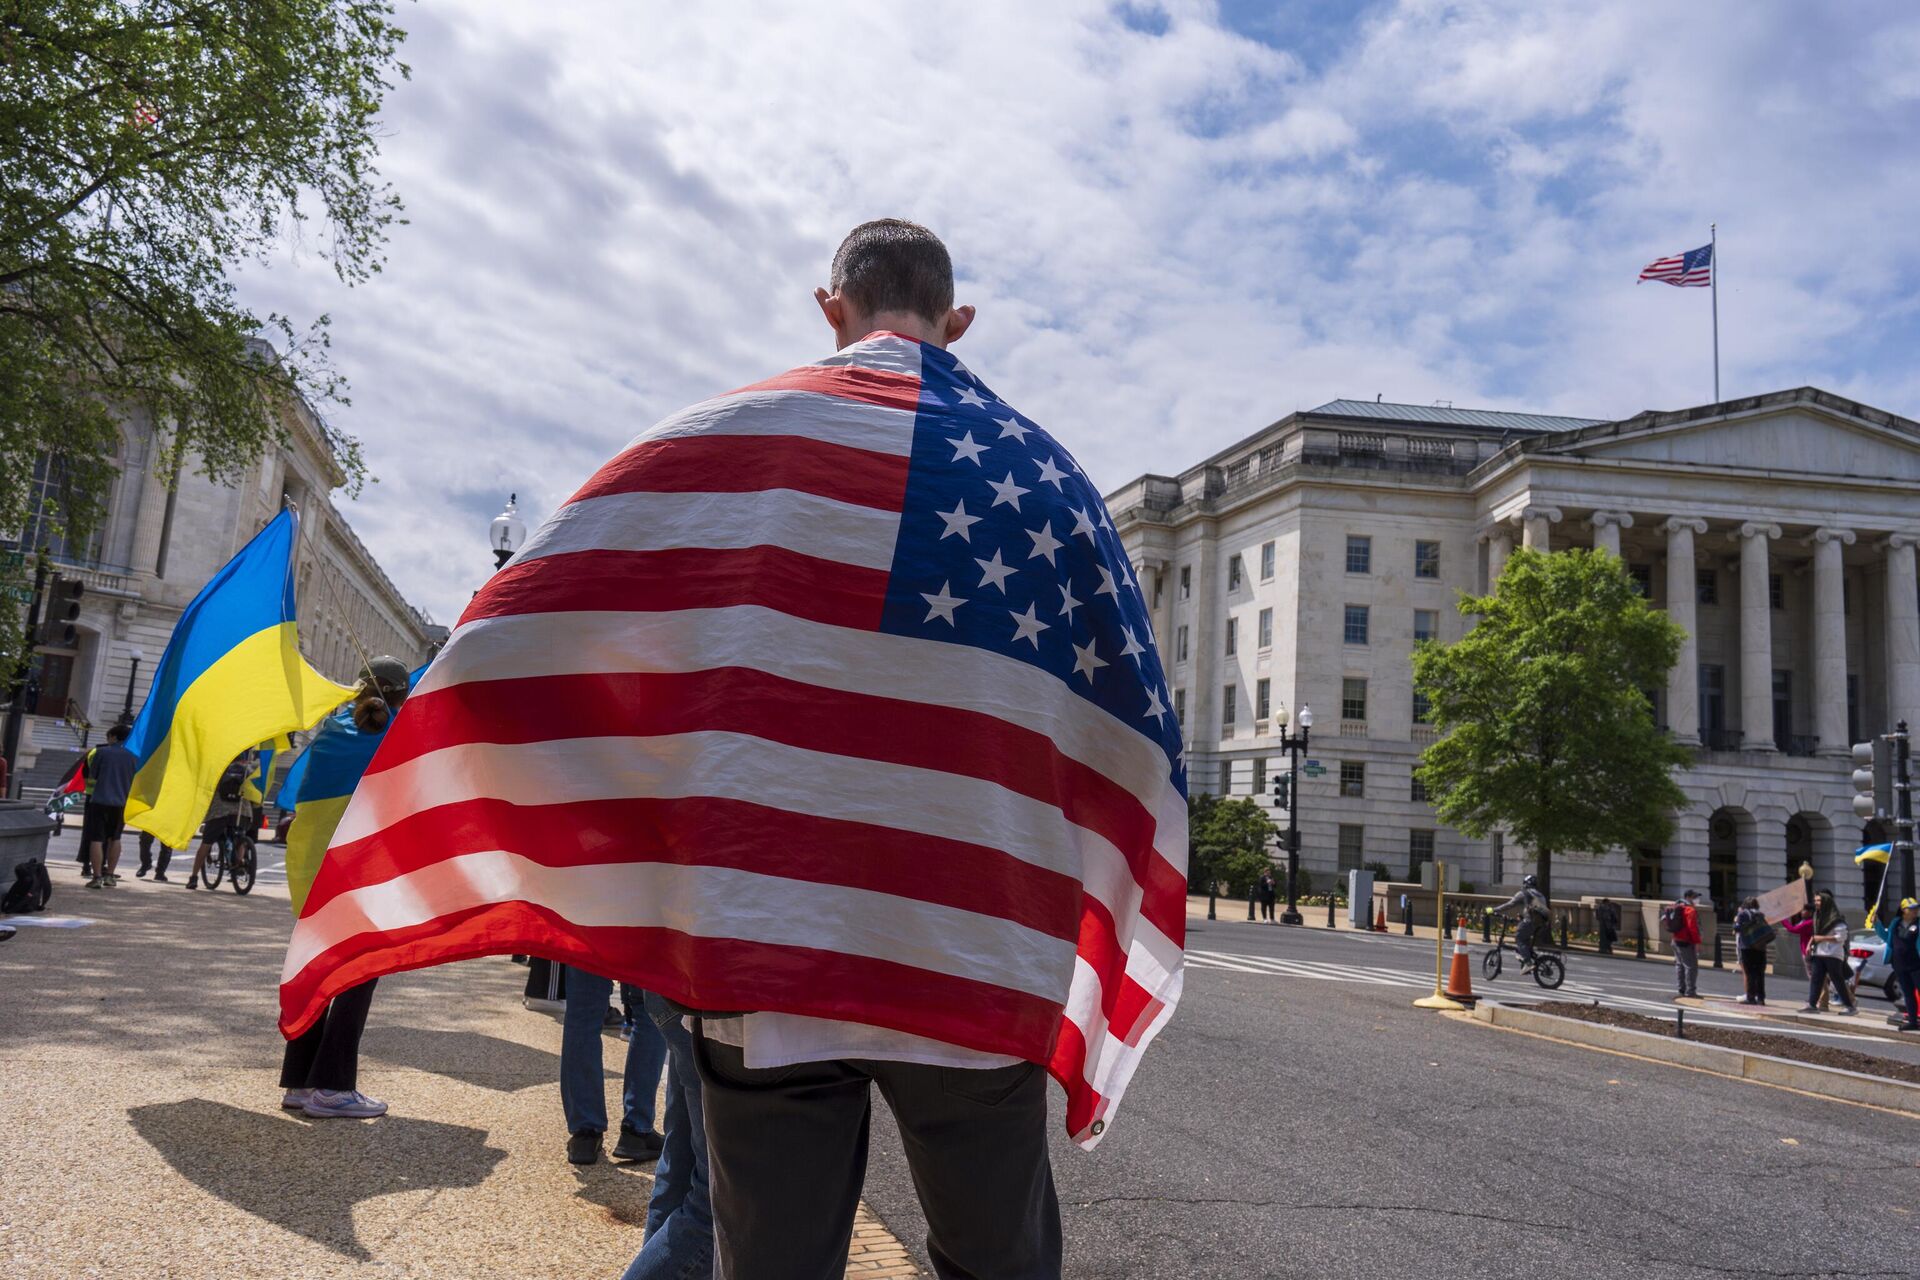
[
  {"x1": 280, "y1": 334, "x2": 1187, "y2": 1147},
  {"x1": 1637, "y1": 254, "x2": 1710, "y2": 287}
]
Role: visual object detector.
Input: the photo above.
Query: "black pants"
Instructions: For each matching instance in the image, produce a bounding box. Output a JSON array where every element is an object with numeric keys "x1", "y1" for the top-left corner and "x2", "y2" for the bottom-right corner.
[
  {"x1": 1739, "y1": 946, "x2": 1768, "y2": 1003},
  {"x1": 1896, "y1": 969, "x2": 1919, "y2": 1026},
  {"x1": 1259, "y1": 894, "x2": 1275, "y2": 921},
  {"x1": 1516, "y1": 918, "x2": 1539, "y2": 963},
  {"x1": 280, "y1": 979, "x2": 378, "y2": 1092},
  {"x1": 693, "y1": 1030, "x2": 1061, "y2": 1280},
  {"x1": 137, "y1": 832, "x2": 171, "y2": 876},
  {"x1": 524, "y1": 956, "x2": 565, "y2": 1002},
  {"x1": 1806, "y1": 956, "x2": 1855, "y2": 1010}
]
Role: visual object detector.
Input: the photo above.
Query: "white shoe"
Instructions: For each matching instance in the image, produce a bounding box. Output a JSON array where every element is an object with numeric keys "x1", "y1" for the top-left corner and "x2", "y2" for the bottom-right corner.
[{"x1": 282, "y1": 1088, "x2": 313, "y2": 1111}]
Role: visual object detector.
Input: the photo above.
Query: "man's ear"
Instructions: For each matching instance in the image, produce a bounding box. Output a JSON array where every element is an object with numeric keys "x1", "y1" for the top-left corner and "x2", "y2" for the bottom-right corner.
[
  {"x1": 815, "y1": 287, "x2": 846, "y2": 336},
  {"x1": 943, "y1": 304, "x2": 976, "y2": 346}
]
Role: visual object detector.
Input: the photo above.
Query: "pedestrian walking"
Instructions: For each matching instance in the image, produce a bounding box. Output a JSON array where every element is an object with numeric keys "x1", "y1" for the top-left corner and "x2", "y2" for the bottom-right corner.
[
  {"x1": 560, "y1": 967, "x2": 666, "y2": 1166},
  {"x1": 1258, "y1": 869, "x2": 1277, "y2": 922},
  {"x1": 618, "y1": 992, "x2": 714, "y2": 1280},
  {"x1": 1872, "y1": 896, "x2": 1920, "y2": 1031},
  {"x1": 1732, "y1": 897, "x2": 1774, "y2": 1005},
  {"x1": 80, "y1": 725, "x2": 137, "y2": 889},
  {"x1": 1663, "y1": 889, "x2": 1703, "y2": 998},
  {"x1": 1799, "y1": 890, "x2": 1859, "y2": 1016},
  {"x1": 184, "y1": 755, "x2": 250, "y2": 890},
  {"x1": 1595, "y1": 897, "x2": 1621, "y2": 955},
  {"x1": 133, "y1": 830, "x2": 174, "y2": 881}
]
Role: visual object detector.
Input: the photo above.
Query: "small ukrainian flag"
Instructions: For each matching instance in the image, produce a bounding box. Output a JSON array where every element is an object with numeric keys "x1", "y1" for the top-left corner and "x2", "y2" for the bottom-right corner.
[{"x1": 124, "y1": 509, "x2": 355, "y2": 848}]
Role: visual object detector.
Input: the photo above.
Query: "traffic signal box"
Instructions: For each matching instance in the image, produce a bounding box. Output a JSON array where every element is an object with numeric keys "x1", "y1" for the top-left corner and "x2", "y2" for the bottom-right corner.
[
  {"x1": 1854, "y1": 737, "x2": 1893, "y2": 821},
  {"x1": 34, "y1": 576, "x2": 84, "y2": 649}
]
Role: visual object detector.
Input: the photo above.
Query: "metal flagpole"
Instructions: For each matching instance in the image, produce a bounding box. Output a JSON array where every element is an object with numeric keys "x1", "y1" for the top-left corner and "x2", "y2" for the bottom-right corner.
[{"x1": 1710, "y1": 223, "x2": 1720, "y2": 402}]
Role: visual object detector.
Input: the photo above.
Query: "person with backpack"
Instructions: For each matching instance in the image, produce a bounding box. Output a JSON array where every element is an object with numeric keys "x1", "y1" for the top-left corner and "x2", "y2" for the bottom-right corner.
[
  {"x1": 1491, "y1": 875, "x2": 1551, "y2": 972},
  {"x1": 1662, "y1": 889, "x2": 1704, "y2": 998},
  {"x1": 1799, "y1": 890, "x2": 1859, "y2": 1016},
  {"x1": 1871, "y1": 895, "x2": 1920, "y2": 1032},
  {"x1": 1732, "y1": 896, "x2": 1775, "y2": 1005},
  {"x1": 184, "y1": 754, "x2": 252, "y2": 891},
  {"x1": 80, "y1": 725, "x2": 138, "y2": 889},
  {"x1": 1, "y1": 858, "x2": 53, "y2": 914}
]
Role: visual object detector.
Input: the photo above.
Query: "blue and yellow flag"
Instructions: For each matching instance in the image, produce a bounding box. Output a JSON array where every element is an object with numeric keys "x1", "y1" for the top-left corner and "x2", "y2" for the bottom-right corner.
[{"x1": 124, "y1": 510, "x2": 355, "y2": 848}]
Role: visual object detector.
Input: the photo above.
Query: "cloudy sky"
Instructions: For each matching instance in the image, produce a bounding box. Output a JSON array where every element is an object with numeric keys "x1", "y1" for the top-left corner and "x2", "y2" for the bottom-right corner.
[{"x1": 239, "y1": 0, "x2": 1920, "y2": 627}]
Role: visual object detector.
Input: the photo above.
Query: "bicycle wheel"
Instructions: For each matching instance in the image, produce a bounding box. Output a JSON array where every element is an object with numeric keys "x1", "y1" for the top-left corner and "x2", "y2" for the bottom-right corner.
[
  {"x1": 1532, "y1": 954, "x2": 1565, "y2": 989},
  {"x1": 1482, "y1": 948, "x2": 1503, "y2": 980},
  {"x1": 203, "y1": 844, "x2": 224, "y2": 889},
  {"x1": 230, "y1": 838, "x2": 257, "y2": 895}
]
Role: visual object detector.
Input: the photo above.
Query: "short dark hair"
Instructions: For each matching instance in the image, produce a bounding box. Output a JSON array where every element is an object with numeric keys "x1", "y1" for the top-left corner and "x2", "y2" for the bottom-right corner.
[
  {"x1": 829, "y1": 219, "x2": 953, "y2": 324},
  {"x1": 107, "y1": 724, "x2": 129, "y2": 743}
]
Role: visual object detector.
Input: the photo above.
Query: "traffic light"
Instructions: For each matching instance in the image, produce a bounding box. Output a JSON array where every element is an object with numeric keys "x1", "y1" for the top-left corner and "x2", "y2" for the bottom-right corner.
[
  {"x1": 1853, "y1": 737, "x2": 1892, "y2": 821},
  {"x1": 1271, "y1": 773, "x2": 1291, "y2": 809},
  {"x1": 34, "y1": 575, "x2": 83, "y2": 648}
]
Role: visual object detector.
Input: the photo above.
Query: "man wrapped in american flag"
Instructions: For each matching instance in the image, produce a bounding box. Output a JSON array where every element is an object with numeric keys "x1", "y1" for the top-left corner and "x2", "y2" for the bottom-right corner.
[{"x1": 280, "y1": 219, "x2": 1188, "y2": 1277}]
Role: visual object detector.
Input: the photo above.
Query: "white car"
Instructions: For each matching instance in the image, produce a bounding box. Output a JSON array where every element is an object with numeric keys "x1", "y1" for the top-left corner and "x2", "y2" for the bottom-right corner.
[{"x1": 1849, "y1": 935, "x2": 1897, "y2": 1003}]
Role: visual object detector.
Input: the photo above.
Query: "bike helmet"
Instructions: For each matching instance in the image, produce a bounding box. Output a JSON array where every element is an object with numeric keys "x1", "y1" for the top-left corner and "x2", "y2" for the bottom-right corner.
[{"x1": 1522, "y1": 874, "x2": 1538, "y2": 888}]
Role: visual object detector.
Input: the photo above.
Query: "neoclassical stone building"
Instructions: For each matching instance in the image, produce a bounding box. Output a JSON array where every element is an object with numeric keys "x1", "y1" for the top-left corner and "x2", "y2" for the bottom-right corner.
[{"x1": 1106, "y1": 387, "x2": 1920, "y2": 906}]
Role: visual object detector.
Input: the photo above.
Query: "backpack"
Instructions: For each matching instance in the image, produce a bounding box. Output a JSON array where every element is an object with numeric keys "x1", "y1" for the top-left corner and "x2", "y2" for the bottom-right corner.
[
  {"x1": 216, "y1": 763, "x2": 247, "y2": 804},
  {"x1": 2, "y1": 858, "x2": 52, "y2": 914},
  {"x1": 1658, "y1": 903, "x2": 1681, "y2": 933}
]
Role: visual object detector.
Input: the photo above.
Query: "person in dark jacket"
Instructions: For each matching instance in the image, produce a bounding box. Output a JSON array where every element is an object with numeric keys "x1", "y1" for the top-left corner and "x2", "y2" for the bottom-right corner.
[
  {"x1": 1257, "y1": 869, "x2": 1277, "y2": 923},
  {"x1": 1873, "y1": 896, "x2": 1920, "y2": 1032},
  {"x1": 1732, "y1": 897, "x2": 1772, "y2": 1005}
]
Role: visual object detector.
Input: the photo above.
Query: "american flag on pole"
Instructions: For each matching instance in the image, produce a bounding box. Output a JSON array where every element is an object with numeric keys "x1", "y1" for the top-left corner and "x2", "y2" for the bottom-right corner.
[
  {"x1": 279, "y1": 332, "x2": 1189, "y2": 1146},
  {"x1": 1637, "y1": 243, "x2": 1713, "y2": 286}
]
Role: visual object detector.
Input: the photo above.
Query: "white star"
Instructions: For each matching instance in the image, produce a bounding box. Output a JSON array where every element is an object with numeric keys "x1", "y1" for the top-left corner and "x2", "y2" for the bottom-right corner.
[
  {"x1": 1097, "y1": 507, "x2": 1113, "y2": 532},
  {"x1": 1068, "y1": 507, "x2": 1097, "y2": 541},
  {"x1": 1034, "y1": 455, "x2": 1069, "y2": 490},
  {"x1": 947, "y1": 431, "x2": 988, "y2": 465},
  {"x1": 952, "y1": 383, "x2": 989, "y2": 410},
  {"x1": 921, "y1": 581, "x2": 964, "y2": 625},
  {"x1": 995, "y1": 416, "x2": 1030, "y2": 444},
  {"x1": 1009, "y1": 603, "x2": 1050, "y2": 648},
  {"x1": 986, "y1": 472, "x2": 1030, "y2": 512},
  {"x1": 1144, "y1": 687, "x2": 1168, "y2": 724},
  {"x1": 1058, "y1": 580, "x2": 1083, "y2": 620},
  {"x1": 1025, "y1": 520, "x2": 1064, "y2": 565},
  {"x1": 1072, "y1": 639, "x2": 1107, "y2": 682},
  {"x1": 1095, "y1": 565, "x2": 1120, "y2": 597},
  {"x1": 974, "y1": 549, "x2": 1016, "y2": 593},
  {"x1": 935, "y1": 499, "x2": 981, "y2": 542},
  {"x1": 1119, "y1": 625, "x2": 1146, "y2": 661}
]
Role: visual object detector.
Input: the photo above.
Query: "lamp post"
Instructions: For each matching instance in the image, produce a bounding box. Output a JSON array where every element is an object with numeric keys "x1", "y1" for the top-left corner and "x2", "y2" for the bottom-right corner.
[
  {"x1": 1273, "y1": 701, "x2": 1313, "y2": 925},
  {"x1": 119, "y1": 646, "x2": 144, "y2": 723},
  {"x1": 490, "y1": 494, "x2": 527, "y2": 571}
]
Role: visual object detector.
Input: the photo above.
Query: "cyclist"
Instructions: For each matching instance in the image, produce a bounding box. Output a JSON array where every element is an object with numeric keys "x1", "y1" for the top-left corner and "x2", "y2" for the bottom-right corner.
[
  {"x1": 1491, "y1": 875, "x2": 1552, "y2": 973},
  {"x1": 185, "y1": 753, "x2": 253, "y2": 891}
]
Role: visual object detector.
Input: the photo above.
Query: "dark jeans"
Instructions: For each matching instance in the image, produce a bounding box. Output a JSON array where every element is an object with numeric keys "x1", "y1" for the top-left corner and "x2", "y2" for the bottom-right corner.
[
  {"x1": 560, "y1": 967, "x2": 666, "y2": 1135},
  {"x1": 1896, "y1": 969, "x2": 1919, "y2": 1025},
  {"x1": 1807, "y1": 955, "x2": 1856, "y2": 1010},
  {"x1": 1739, "y1": 946, "x2": 1768, "y2": 1003},
  {"x1": 620, "y1": 992, "x2": 713, "y2": 1280},
  {"x1": 136, "y1": 831, "x2": 172, "y2": 876},
  {"x1": 280, "y1": 980, "x2": 377, "y2": 1092},
  {"x1": 693, "y1": 1031, "x2": 1061, "y2": 1280},
  {"x1": 1259, "y1": 894, "x2": 1276, "y2": 922},
  {"x1": 1515, "y1": 918, "x2": 1539, "y2": 964}
]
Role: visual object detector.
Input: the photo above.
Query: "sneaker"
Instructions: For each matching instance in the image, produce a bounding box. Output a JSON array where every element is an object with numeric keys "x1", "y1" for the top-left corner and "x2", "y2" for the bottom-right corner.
[
  {"x1": 104, "y1": 874, "x2": 118, "y2": 886},
  {"x1": 1900, "y1": 1022, "x2": 1920, "y2": 1033},
  {"x1": 152, "y1": 874, "x2": 169, "y2": 883},
  {"x1": 611, "y1": 1124, "x2": 664, "y2": 1162},
  {"x1": 136, "y1": 867, "x2": 150, "y2": 878},
  {"x1": 85, "y1": 877, "x2": 102, "y2": 889},
  {"x1": 1797, "y1": 1005, "x2": 1820, "y2": 1014},
  {"x1": 282, "y1": 1088, "x2": 314, "y2": 1111},
  {"x1": 567, "y1": 1130, "x2": 602, "y2": 1165},
  {"x1": 523, "y1": 996, "x2": 565, "y2": 1015},
  {"x1": 303, "y1": 1089, "x2": 388, "y2": 1119},
  {"x1": 1836, "y1": 1005, "x2": 1858, "y2": 1017},
  {"x1": 186, "y1": 877, "x2": 199, "y2": 891}
]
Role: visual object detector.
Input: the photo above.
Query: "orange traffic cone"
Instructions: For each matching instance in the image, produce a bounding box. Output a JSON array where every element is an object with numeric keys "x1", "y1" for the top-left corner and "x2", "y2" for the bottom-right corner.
[
  {"x1": 1444, "y1": 923, "x2": 1476, "y2": 1003},
  {"x1": 1374, "y1": 902, "x2": 1388, "y2": 932}
]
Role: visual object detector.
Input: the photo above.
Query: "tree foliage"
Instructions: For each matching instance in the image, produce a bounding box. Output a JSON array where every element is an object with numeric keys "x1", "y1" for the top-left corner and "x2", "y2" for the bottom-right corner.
[
  {"x1": 0, "y1": 0, "x2": 408, "y2": 669},
  {"x1": 1412, "y1": 547, "x2": 1691, "y2": 898},
  {"x1": 1187, "y1": 792, "x2": 1275, "y2": 896}
]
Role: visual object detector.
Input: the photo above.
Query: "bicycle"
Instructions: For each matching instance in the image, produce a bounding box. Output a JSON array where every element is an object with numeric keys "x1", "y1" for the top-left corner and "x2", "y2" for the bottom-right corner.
[
  {"x1": 1481, "y1": 916, "x2": 1566, "y2": 989},
  {"x1": 200, "y1": 826, "x2": 258, "y2": 895}
]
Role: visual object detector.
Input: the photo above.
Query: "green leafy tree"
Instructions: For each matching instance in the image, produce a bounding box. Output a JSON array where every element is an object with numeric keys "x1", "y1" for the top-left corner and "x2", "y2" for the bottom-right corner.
[
  {"x1": 1187, "y1": 792, "x2": 1276, "y2": 897},
  {"x1": 1412, "y1": 547, "x2": 1691, "y2": 900},
  {"x1": 0, "y1": 0, "x2": 408, "y2": 671}
]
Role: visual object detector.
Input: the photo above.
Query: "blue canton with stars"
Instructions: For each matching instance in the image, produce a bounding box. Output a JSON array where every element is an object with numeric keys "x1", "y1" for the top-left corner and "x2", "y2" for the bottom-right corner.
[{"x1": 875, "y1": 341, "x2": 1186, "y2": 794}]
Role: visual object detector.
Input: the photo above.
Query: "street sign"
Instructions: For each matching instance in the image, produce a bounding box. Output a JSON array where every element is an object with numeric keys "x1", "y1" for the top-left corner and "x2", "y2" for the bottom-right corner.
[
  {"x1": 1302, "y1": 760, "x2": 1326, "y2": 778},
  {"x1": 2, "y1": 585, "x2": 31, "y2": 605},
  {"x1": 0, "y1": 550, "x2": 23, "y2": 570}
]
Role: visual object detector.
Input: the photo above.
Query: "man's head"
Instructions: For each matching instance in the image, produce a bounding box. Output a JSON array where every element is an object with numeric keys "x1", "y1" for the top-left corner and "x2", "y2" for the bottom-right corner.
[
  {"x1": 1682, "y1": 889, "x2": 1700, "y2": 902},
  {"x1": 815, "y1": 219, "x2": 974, "y2": 351},
  {"x1": 107, "y1": 724, "x2": 129, "y2": 745},
  {"x1": 1522, "y1": 874, "x2": 1537, "y2": 889},
  {"x1": 351, "y1": 656, "x2": 412, "y2": 732}
]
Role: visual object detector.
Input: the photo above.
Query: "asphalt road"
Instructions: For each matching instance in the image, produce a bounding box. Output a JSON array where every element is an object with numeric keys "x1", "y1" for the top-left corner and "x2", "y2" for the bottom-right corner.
[{"x1": 860, "y1": 916, "x2": 1920, "y2": 1279}]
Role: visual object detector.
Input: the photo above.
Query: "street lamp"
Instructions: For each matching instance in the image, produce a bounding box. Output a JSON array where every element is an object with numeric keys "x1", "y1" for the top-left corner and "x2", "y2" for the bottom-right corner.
[
  {"x1": 490, "y1": 494, "x2": 527, "y2": 571},
  {"x1": 119, "y1": 646, "x2": 144, "y2": 723},
  {"x1": 1273, "y1": 701, "x2": 1313, "y2": 925}
]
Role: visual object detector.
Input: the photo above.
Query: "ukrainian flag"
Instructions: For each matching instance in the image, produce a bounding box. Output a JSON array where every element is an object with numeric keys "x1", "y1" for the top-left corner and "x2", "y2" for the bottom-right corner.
[{"x1": 124, "y1": 509, "x2": 355, "y2": 849}]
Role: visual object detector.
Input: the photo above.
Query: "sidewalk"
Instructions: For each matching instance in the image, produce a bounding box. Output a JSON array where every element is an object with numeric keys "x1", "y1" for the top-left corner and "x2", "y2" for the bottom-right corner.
[{"x1": 0, "y1": 833, "x2": 920, "y2": 1279}]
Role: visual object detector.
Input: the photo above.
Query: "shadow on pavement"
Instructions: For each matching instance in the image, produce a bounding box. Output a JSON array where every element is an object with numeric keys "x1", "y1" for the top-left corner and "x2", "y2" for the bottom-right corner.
[
  {"x1": 570, "y1": 1159, "x2": 656, "y2": 1230},
  {"x1": 128, "y1": 1099, "x2": 506, "y2": 1259},
  {"x1": 360, "y1": 1026, "x2": 562, "y2": 1091}
]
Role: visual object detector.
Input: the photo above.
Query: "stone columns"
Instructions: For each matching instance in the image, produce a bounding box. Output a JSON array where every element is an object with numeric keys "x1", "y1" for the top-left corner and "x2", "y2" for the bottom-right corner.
[
  {"x1": 1486, "y1": 527, "x2": 1514, "y2": 588},
  {"x1": 1664, "y1": 518, "x2": 1708, "y2": 746},
  {"x1": 1521, "y1": 505, "x2": 1562, "y2": 551},
  {"x1": 1882, "y1": 534, "x2": 1920, "y2": 731},
  {"x1": 1588, "y1": 510, "x2": 1633, "y2": 558},
  {"x1": 1737, "y1": 522, "x2": 1781, "y2": 752},
  {"x1": 1807, "y1": 527, "x2": 1856, "y2": 755}
]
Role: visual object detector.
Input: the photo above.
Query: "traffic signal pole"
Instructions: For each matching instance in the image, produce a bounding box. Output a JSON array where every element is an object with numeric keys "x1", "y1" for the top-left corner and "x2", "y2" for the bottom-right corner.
[
  {"x1": 1898, "y1": 722, "x2": 1915, "y2": 904},
  {"x1": 1, "y1": 559, "x2": 50, "y2": 789}
]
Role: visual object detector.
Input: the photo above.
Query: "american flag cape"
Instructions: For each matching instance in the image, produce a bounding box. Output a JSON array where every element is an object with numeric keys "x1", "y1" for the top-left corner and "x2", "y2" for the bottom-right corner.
[{"x1": 279, "y1": 332, "x2": 1189, "y2": 1146}]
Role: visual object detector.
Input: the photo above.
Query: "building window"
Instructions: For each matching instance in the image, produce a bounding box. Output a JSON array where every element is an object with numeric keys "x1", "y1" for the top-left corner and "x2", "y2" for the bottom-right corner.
[
  {"x1": 1338, "y1": 824, "x2": 1365, "y2": 872},
  {"x1": 1224, "y1": 617, "x2": 1237, "y2": 656},
  {"x1": 1258, "y1": 607, "x2": 1273, "y2": 649},
  {"x1": 1415, "y1": 540, "x2": 1440, "y2": 580},
  {"x1": 1769, "y1": 572, "x2": 1783, "y2": 610},
  {"x1": 1176, "y1": 625, "x2": 1190, "y2": 663},
  {"x1": 1220, "y1": 761, "x2": 1233, "y2": 794},
  {"x1": 1346, "y1": 535, "x2": 1372, "y2": 575},
  {"x1": 1695, "y1": 568, "x2": 1718, "y2": 605},
  {"x1": 1414, "y1": 608, "x2": 1438, "y2": 643},
  {"x1": 1260, "y1": 540, "x2": 1275, "y2": 581},
  {"x1": 1152, "y1": 573, "x2": 1163, "y2": 609},
  {"x1": 1772, "y1": 669, "x2": 1792, "y2": 752},
  {"x1": 1341, "y1": 677, "x2": 1368, "y2": 722},
  {"x1": 1256, "y1": 678, "x2": 1271, "y2": 721},
  {"x1": 1252, "y1": 757, "x2": 1267, "y2": 796},
  {"x1": 1339, "y1": 761, "x2": 1365, "y2": 797},
  {"x1": 1222, "y1": 685, "x2": 1237, "y2": 732},
  {"x1": 1628, "y1": 563, "x2": 1652, "y2": 597},
  {"x1": 1411, "y1": 772, "x2": 1429, "y2": 803},
  {"x1": 1179, "y1": 565, "x2": 1191, "y2": 599},
  {"x1": 1844, "y1": 578, "x2": 1853, "y2": 615},
  {"x1": 1228, "y1": 554, "x2": 1244, "y2": 592},
  {"x1": 1344, "y1": 604, "x2": 1369, "y2": 645},
  {"x1": 1409, "y1": 828, "x2": 1435, "y2": 878},
  {"x1": 1174, "y1": 688, "x2": 1186, "y2": 725},
  {"x1": 1491, "y1": 831, "x2": 1505, "y2": 884},
  {"x1": 1412, "y1": 691, "x2": 1432, "y2": 724},
  {"x1": 1848, "y1": 673, "x2": 1860, "y2": 745},
  {"x1": 1699, "y1": 663, "x2": 1725, "y2": 738}
]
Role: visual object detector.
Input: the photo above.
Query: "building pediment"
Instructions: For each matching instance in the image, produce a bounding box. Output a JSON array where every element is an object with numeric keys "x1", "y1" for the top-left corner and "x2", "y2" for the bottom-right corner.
[{"x1": 1532, "y1": 389, "x2": 1920, "y2": 484}]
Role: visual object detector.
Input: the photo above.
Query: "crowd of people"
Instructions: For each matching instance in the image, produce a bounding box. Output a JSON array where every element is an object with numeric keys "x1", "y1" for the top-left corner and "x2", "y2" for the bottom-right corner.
[{"x1": 64, "y1": 730, "x2": 264, "y2": 894}]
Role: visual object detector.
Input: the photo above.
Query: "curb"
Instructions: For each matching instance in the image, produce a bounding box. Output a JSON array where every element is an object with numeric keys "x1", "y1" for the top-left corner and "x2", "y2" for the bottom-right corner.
[{"x1": 1471, "y1": 1001, "x2": 1920, "y2": 1115}]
